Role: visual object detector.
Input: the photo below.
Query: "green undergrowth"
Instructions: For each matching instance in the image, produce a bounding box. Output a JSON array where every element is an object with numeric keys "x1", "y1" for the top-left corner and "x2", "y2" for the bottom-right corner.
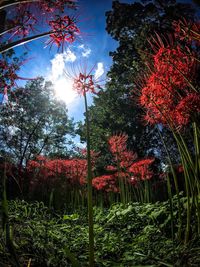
[{"x1": 0, "y1": 196, "x2": 200, "y2": 267}]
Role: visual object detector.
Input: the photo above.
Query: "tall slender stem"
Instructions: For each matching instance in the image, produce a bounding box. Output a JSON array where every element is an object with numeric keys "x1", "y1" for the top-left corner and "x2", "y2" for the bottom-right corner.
[
  {"x1": 83, "y1": 89, "x2": 94, "y2": 267},
  {"x1": 0, "y1": 31, "x2": 54, "y2": 54},
  {"x1": 0, "y1": 0, "x2": 39, "y2": 10}
]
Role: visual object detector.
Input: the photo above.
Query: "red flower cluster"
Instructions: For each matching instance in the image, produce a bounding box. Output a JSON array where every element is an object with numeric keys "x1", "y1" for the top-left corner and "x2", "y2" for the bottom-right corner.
[
  {"x1": 174, "y1": 93, "x2": 200, "y2": 126},
  {"x1": 40, "y1": 0, "x2": 77, "y2": 13},
  {"x1": 108, "y1": 133, "x2": 128, "y2": 155},
  {"x1": 27, "y1": 156, "x2": 88, "y2": 189},
  {"x1": 80, "y1": 148, "x2": 100, "y2": 167},
  {"x1": 173, "y1": 18, "x2": 200, "y2": 45},
  {"x1": 1, "y1": 0, "x2": 79, "y2": 48},
  {"x1": 8, "y1": 6, "x2": 37, "y2": 39},
  {"x1": 0, "y1": 58, "x2": 36, "y2": 103},
  {"x1": 27, "y1": 135, "x2": 156, "y2": 194},
  {"x1": 139, "y1": 44, "x2": 198, "y2": 128},
  {"x1": 108, "y1": 133, "x2": 137, "y2": 168},
  {"x1": 73, "y1": 73, "x2": 98, "y2": 95},
  {"x1": 48, "y1": 15, "x2": 80, "y2": 49},
  {"x1": 153, "y1": 46, "x2": 194, "y2": 88},
  {"x1": 92, "y1": 175, "x2": 118, "y2": 192},
  {"x1": 128, "y1": 158, "x2": 155, "y2": 181},
  {"x1": 91, "y1": 133, "x2": 155, "y2": 193}
]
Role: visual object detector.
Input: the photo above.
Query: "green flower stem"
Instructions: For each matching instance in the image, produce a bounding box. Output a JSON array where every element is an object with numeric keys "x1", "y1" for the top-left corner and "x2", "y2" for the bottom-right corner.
[
  {"x1": 0, "y1": 0, "x2": 39, "y2": 10},
  {"x1": 166, "y1": 173, "x2": 174, "y2": 241},
  {"x1": 156, "y1": 125, "x2": 182, "y2": 240},
  {"x1": 0, "y1": 31, "x2": 54, "y2": 54},
  {"x1": 193, "y1": 122, "x2": 200, "y2": 189},
  {"x1": 182, "y1": 156, "x2": 192, "y2": 244},
  {"x1": 83, "y1": 89, "x2": 94, "y2": 267}
]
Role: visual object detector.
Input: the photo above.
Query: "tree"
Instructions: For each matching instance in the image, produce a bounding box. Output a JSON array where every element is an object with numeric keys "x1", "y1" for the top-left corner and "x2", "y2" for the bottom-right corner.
[
  {"x1": 0, "y1": 77, "x2": 75, "y2": 169},
  {"x1": 77, "y1": 0, "x2": 198, "y2": 169}
]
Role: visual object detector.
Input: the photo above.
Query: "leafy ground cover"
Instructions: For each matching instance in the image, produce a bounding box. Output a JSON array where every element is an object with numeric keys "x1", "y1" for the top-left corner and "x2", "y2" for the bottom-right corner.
[{"x1": 0, "y1": 197, "x2": 200, "y2": 267}]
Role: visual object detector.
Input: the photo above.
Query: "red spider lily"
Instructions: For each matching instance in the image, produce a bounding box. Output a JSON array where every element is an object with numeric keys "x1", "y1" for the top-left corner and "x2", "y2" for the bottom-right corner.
[
  {"x1": 69, "y1": 159, "x2": 87, "y2": 185},
  {"x1": 129, "y1": 176, "x2": 138, "y2": 186},
  {"x1": 119, "y1": 151, "x2": 138, "y2": 169},
  {"x1": 108, "y1": 133, "x2": 137, "y2": 167},
  {"x1": 47, "y1": 15, "x2": 80, "y2": 50},
  {"x1": 173, "y1": 18, "x2": 200, "y2": 45},
  {"x1": 92, "y1": 175, "x2": 119, "y2": 192},
  {"x1": 139, "y1": 44, "x2": 198, "y2": 127},
  {"x1": 177, "y1": 164, "x2": 184, "y2": 173},
  {"x1": 153, "y1": 46, "x2": 195, "y2": 89},
  {"x1": 65, "y1": 63, "x2": 103, "y2": 96},
  {"x1": 27, "y1": 157, "x2": 88, "y2": 189},
  {"x1": 106, "y1": 165, "x2": 117, "y2": 171},
  {"x1": 128, "y1": 158, "x2": 155, "y2": 181},
  {"x1": 140, "y1": 74, "x2": 175, "y2": 125},
  {"x1": 40, "y1": 0, "x2": 77, "y2": 13},
  {"x1": 8, "y1": 6, "x2": 37, "y2": 39},
  {"x1": 108, "y1": 133, "x2": 128, "y2": 155},
  {"x1": 73, "y1": 73, "x2": 96, "y2": 95},
  {"x1": 0, "y1": 58, "x2": 36, "y2": 102},
  {"x1": 173, "y1": 93, "x2": 200, "y2": 128},
  {"x1": 80, "y1": 148, "x2": 100, "y2": 167}
]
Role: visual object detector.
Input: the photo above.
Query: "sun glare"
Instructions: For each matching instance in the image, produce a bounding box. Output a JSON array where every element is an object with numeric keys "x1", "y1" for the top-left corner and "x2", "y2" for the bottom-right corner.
[{"x1": 53, "y1": 78, "x2": 78, "y2": 105}]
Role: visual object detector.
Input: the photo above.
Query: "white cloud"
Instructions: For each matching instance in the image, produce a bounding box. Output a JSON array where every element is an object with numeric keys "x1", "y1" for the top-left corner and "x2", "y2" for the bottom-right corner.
[
  {"x1": 51, "y1": 53, "x2": 65, "y2": 81},
  {"x1": 82, "y1": 48, "x2": 91, "y2": 57},
  {"x1": 50, "y1": 49, "x2": 76, "y2": 81},
  {"x1": 46, "y1": 49, "x2": 79, "y2": 106},
  {"x1": 94, "y1": 62, "x2": 104, "y2": 79},
  {"x1": 64, "y1": 48, "x2": 77, "y2": 62},
  {"x1": 78, "y1": 44, "x2": 91, "y2": 57}
]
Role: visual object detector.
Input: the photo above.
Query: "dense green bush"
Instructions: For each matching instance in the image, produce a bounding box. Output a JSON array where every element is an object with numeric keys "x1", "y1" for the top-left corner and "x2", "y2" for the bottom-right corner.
[{"x1": 0, "y1": 198, "x2": 200, "y2": 266}]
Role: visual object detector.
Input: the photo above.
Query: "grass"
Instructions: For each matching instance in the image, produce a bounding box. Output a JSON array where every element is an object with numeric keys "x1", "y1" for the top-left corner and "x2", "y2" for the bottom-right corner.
[{"x1": 0, "y1": 196, "x2": 200, "y2": 267}]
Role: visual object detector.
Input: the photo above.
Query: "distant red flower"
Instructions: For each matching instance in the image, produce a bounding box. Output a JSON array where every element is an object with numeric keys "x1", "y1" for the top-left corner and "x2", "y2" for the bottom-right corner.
[
  {"x1": 80, "y1": 148, "x2": 100, "y2": 167},
  {"x1": 108, "y1": 133, "x2": 128, "y2": 155},
  {"x1": 92, "y1": 175, "x2": 118, "y2": 192},
  {"x1": 129, "y1": 176, "x2": 138, "y2": 186},
  {"x1": 27, "y1": 156, "x2": 88, "y2": 189},
  {"x1": 40, "y1": 0, "x2": 77, "y2": 13},
  {"x1": 106, "y1": 165, "x2": 117, "y2": 171},
  {"x1": 108, "y1": 133, "x2": 138, "y2": 169},
  {"x1": 47, "y1": 15, "x2": 80, "y2": 50},
  {"x1": 177, "y1": 164, "x2": 184, "y2": 173},
  {"x1": 173, "y1": 18, "x2": 200, "y2": 45},
  {"x1": 0, "y1": 58, "x2": 36, "y2": 102},
  {"x1": 119, "y1": 150, "x2": 138, "y2": 168},
  {"x1": 128, "y1": 158, "x2": 155, "y2": 181},
  {"x1": 8, "y1": 6, "x2": 37, "y2": 39},
  {"x1": 173, "y1": 93, "x2": 200, "y2": 128}
]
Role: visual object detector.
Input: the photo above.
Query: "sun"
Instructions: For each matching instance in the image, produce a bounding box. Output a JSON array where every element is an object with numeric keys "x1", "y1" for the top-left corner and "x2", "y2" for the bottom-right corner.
[{"x1": 53, "y1": 77, "x2": 78, "y2": 105}]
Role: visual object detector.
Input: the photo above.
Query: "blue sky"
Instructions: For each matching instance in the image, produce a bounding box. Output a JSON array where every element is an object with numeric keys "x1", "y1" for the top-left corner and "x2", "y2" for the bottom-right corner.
[{"x1": 12, "y1": 0, "x2": 131, "y2": 123}]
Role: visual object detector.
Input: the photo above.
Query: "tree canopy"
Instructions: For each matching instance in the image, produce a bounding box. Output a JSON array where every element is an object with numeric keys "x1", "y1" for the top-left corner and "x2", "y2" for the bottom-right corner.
[
  {"x1": 0, "y1": 77, "x2": 75, "y2": 167},
  {"x1": 77, "y1": 0, "x2": 198, "y2": 170}
]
